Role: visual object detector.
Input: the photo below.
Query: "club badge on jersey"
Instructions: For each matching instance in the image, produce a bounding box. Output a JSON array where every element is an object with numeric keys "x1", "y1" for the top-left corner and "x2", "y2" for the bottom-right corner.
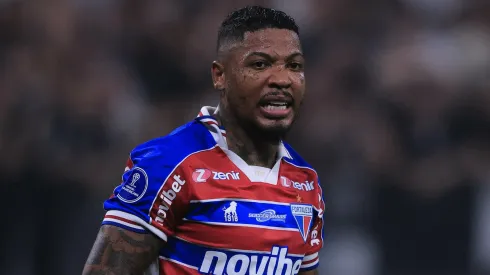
[{"x1": 290, "y1": 204, "x2": 313, "y2": 242}]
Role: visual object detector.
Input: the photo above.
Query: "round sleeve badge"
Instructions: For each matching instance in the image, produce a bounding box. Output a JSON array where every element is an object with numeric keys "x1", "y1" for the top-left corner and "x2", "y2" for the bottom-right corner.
[{"x1": 117, "y1": 167, "x2": 149, "y2": 203}]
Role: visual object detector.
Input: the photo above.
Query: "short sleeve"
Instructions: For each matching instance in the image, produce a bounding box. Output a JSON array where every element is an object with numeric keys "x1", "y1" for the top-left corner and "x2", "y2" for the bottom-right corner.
[
  {"x1": 102, "y1": 143, "x2": 192, "y2": 242},
  {"x1": 301, "y1": 177, "x2": 325, "y2": 271}
]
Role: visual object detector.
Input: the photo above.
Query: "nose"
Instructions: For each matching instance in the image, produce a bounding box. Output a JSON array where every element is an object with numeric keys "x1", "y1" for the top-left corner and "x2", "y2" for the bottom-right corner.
[{"x1": 267, "y1": 66, "x2": 292, "y2": 90}]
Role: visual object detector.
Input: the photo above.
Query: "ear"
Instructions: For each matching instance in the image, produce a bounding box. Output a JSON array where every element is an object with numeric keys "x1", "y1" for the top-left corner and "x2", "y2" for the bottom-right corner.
[{"x1": 211, "y1": 61, "x2": 225, "y2": 91}]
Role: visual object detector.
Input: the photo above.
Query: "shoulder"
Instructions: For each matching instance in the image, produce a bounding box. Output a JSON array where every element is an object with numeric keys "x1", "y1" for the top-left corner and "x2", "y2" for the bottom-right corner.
[
  {"x1": 282, "y1": 141, "x2": 318, "y2": 178},
  {"x1": 130, "y1": 120, "x2": 217, "y2": 167}
]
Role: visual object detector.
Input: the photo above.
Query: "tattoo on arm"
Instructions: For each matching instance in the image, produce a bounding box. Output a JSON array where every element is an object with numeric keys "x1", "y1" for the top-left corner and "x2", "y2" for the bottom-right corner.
[
  {"x1": 299, "y1": 269, "x2": 319, "y2": 275},
  {"x1": 83, "y1": 225, "x2": 163, "y2": 275}
]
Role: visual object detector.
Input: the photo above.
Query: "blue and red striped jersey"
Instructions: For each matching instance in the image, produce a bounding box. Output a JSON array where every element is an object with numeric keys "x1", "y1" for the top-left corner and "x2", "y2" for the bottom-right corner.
[{"x1": 103, "y1": 106, "x2": 325, "y2": 275}]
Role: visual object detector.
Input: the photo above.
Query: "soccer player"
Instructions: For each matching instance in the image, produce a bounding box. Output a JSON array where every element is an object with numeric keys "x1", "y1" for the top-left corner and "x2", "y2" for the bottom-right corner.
[{"x1": 83, "y1": 5, "x2": 325, "y2": 275}]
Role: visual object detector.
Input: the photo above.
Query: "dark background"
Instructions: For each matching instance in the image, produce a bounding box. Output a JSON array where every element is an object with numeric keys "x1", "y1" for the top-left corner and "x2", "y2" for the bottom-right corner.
[{"x1": 1, "y1": 1, "x2": 490, "y2": 274}]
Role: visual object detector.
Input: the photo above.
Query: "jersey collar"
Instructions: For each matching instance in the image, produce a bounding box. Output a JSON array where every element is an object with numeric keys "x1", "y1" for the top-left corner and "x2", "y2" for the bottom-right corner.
[{"x1": 196, "y1": 106, "x2": 292, "y2": 160}]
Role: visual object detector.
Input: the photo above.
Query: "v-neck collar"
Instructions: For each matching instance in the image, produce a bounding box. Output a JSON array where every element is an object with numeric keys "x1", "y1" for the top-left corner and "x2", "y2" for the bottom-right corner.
[{"x1": 195, "y1": 106, "x2": 293, "y2": 184}]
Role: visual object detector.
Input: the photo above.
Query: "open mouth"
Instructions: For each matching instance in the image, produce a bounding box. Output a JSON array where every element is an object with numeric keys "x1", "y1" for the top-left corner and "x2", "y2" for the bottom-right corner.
[
  {"x1": 262, "y1": 101, "x2": 290, "y2": 111},
  {"x1": 258, "y1": 97, "x2": 293, "y2": 119}
]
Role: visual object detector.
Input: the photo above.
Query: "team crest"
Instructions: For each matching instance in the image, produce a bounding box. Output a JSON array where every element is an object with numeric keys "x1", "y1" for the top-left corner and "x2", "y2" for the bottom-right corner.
[{"x1": 290, "y1": 204, "x2": 313, "y2": 242}]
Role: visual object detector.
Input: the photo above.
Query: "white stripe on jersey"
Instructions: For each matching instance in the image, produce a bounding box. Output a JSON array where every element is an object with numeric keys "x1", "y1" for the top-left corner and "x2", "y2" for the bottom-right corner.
[
  {"x1": 105, "y1": 210, "x2": 168, "y2": 242},
  {"x1": 301, "y1": 258, "x2": 319, "y2": 269},
  {"x1": 303, "y1": 252, "x2": 318, "y2": 262},
  {"x1": 103, "y1": 218, "x2": 145, "y2": 231},
  {"x1": 159, "y1": 256, "x2": 199, "y2": 270}
]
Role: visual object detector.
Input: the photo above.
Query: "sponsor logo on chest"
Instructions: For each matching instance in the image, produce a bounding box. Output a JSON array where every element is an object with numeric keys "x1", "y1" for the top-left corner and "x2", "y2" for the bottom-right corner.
[
  {"x1": 199, "y1": 246, "x2": 302, "y2": 275},
  {"x1": 249, "y1": 209, "x2": 287, "y2": 222},
  {"x1": 192, "y1": 168, "x2": 240, "y2": 183},
  {"x1": 280, "y1": 176, "x2": 314, "y2": 192},
  {"x1": 155, "y1": 174, "x2": 186, "y2": 225}
]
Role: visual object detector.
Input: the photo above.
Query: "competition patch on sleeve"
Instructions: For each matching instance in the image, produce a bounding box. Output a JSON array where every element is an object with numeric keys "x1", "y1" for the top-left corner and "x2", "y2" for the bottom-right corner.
[{"x1": 117, "y1": 167, "x2": 149, "y2": 203}]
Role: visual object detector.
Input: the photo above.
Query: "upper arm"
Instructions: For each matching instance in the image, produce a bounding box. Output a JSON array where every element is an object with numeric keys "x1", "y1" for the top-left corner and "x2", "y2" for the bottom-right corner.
[
  {"x1": 299, "y1": 270, "x2": 319, "y2": 275},
  {"x1": 83, "y1": 225, "x2": 163, "y2": 275}
]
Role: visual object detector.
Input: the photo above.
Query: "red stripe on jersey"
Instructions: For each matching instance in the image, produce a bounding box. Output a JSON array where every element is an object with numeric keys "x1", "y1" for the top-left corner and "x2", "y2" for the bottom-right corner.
[
  {"x1": 177, "y1": 222, "x2": 306, "y2": 255},
  {"x1": 302, "y1": 255, "x2": 318, "y2": 265},
  {"x1": 159, "y1": 257, "x2": 199, "y2": 274},
  {"x1": 105, "y1": 215, "x2": 139, "y2": 226},
  {"x1": 126, "y1": 157, "x2": 134, "y2": 169}
]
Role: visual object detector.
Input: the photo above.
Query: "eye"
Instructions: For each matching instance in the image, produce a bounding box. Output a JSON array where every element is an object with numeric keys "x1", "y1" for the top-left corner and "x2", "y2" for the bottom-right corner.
[
  {"x1": 251, "y1": 60, "x2": 269, "y2": 70},
  {"x1": 287, "y1": 62, "x2": 303, "y2": 71}
]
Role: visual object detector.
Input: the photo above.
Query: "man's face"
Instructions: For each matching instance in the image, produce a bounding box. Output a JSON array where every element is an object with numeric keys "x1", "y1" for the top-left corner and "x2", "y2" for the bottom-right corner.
[{"x1": 217, "y1": 28, "x2": 305, "y2": 137}]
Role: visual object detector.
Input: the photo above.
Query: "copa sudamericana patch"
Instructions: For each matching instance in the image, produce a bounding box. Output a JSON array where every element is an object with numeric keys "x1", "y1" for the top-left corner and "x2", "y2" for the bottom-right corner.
[{"x1": 117, "y1": 167, "x2": 149, "y2": 203}]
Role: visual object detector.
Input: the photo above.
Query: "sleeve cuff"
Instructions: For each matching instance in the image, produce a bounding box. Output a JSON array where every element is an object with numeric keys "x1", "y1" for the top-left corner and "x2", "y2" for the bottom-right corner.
[
  {"x1": 300, "y1": 252, "x2": 319, "y2": 271},
  {"x1": 102, "y1": 210, "x2": 168, "y2": 242}
]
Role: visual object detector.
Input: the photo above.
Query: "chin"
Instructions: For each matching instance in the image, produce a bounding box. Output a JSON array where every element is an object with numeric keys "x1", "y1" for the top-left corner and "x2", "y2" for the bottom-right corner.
[{"x1": 255, "y1": 120, "x2": 292, "y2": 140}]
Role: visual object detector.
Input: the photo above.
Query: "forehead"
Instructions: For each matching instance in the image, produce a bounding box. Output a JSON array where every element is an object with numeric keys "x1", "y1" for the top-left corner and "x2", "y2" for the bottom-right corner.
[{"x1": 239, "y1": 28, "x2": 302, "y2": 56}]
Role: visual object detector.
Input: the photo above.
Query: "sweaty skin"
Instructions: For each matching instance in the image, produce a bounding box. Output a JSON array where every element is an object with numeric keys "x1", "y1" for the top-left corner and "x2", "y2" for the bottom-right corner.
[{"x1": 212, "y1": 28, "x2": 305, "y2": 168}]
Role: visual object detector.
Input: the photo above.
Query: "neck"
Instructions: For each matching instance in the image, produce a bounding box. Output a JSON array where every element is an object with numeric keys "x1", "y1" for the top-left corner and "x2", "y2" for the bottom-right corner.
[{"x1": 215, "y1": 110, "x2": 280, "y2": 168}]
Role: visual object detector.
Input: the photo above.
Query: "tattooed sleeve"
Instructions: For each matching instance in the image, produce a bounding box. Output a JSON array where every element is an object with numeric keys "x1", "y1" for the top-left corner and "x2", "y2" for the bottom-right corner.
[{"x1": 82, "y1": 225, "x2": 163, "y2": 275}]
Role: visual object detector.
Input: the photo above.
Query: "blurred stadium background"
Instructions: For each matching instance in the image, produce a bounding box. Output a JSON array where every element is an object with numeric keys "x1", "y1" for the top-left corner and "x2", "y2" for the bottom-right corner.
[{"x1": 1, "y1": 0, "x2": 490, "y2": 275}]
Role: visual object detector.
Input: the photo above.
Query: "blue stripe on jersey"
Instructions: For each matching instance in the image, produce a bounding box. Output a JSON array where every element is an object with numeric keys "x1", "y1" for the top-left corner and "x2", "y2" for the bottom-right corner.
[
  {"x1": 185, "y1": 200, "x2": 299, "y2": 231},
  {"x1": 161, "y1": 237, "x2": 304, "y2": 275}
]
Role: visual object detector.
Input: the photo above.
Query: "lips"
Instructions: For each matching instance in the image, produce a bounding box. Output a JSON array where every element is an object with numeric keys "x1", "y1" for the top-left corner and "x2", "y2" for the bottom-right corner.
[{"x1": 258, "y1": 94, "x2": 293, "y2": 119}]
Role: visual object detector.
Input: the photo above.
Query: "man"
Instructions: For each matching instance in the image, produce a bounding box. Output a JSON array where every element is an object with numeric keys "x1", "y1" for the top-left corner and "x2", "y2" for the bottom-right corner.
[{"x1": 83, "y1": 5, "x2": 325, "y2": 275}]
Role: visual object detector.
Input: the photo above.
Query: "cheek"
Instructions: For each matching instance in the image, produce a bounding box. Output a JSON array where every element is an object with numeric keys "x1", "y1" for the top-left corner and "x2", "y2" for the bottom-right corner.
[
  {"x1": 293, "y1": 73, "x2": 306, "y2": 99},
  {"x1": 237, "y1": 69, "x2": 263, "y2": 89},
  {"x1": 232, "y1": 71, "x2": 264, "y2": 100},
  {"x1": 225, "y1": 74, "x2": 255, "y2": 108},
  {"x1": 296, "y1": 72, "x2": 305, "y2": 86}
]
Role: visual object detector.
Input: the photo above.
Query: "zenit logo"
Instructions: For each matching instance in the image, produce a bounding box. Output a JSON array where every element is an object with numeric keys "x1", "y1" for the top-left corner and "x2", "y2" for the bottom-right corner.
[
  {"x1": 192, "y1": 168, "x2": 240, "y2": 183},
  {"x1": 280, "y1": 176, "x2": 314, "y2": 192}
]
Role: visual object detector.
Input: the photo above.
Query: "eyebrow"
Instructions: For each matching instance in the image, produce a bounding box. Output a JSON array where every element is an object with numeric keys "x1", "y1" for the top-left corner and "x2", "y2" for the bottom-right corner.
[{"x1": 245, "y1": 51, "x2": 304, "y2": 61}]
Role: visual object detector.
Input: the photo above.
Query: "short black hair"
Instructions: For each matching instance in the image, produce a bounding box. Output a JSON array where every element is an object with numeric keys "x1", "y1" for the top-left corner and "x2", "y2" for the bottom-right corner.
[{"x1": 217, "y1": 6, "x2": 299, "y2": 53}]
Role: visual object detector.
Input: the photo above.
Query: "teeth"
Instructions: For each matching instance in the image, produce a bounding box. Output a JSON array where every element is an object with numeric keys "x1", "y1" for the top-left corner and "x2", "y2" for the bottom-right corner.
[
  {"x1": 265, "y1": 105, "x2": 287, "y2": 110},
  {"x1": 269, "y1": 101, "x2": 287, "y2": 106}
]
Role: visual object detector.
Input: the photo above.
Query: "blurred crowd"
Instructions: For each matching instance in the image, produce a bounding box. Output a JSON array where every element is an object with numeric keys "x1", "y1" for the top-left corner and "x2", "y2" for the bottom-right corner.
[{"x1": 1, "y1": 0, "x2": 490, "y2": 275}]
